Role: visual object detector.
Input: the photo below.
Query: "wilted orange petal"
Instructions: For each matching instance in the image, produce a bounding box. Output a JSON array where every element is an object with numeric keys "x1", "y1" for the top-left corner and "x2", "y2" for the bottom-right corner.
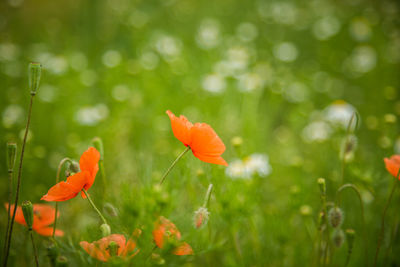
[
  {"x1": 173, "y1": 242, "x2": 194, "y2": 255},
  {"x1": 79, "y1": 147, "x2": 100, "y2": 191},
  {"x1": 80, "y1": 241, "x2": 108, "y2": 262},
  {"x1": 41, "y1": 172, "x2": 87, "y2": 202},
  {"x1": 384, "y1": 155, "x2": 400, "y2": 178},
  {"x1": 166, "y1": 110, "x2": 193, "y2": 146}
]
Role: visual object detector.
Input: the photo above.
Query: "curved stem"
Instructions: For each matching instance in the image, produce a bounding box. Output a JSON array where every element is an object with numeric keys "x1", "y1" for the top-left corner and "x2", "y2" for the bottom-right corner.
[
  {"x1": 81, "y1": 189, "x2": 108, "y2": 225},
  {"x1": 373, "y1": 177, "x2": 399, "y2": 267},
  {"x1": 4, "y1": 94, "x2": 35, "y2": 267},
  {"x1": 159, "y1": 146, "x2": 190, "y2": 185},
  {"x1": 335, "y1": 183, "x2": 368, "y2": 267},
  {"x1": 3, "y1": 171, "x2": 13, "y2": 258},
  {"x1": 203, "y1": 184, "x2": 213, "y2": 208},
  {"x1": 53, "y1": 158, "x2": 72, "y2": 238},
  {"x1": 29, "y1": 231, "x2": 39, "y2": 267}
]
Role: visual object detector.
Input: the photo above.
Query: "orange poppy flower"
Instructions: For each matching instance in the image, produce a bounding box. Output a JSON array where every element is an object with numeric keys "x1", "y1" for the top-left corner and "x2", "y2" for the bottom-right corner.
[
  {"x1": 384, "y1": 155, "x2": 400, "y2": 178},
  {"x1": 5, "y1": 203, "x2": 63, "y2": 236},
  {"x1": 166, "y1": 110, "x2": 228, "y2": 166},
  {"x1": 152, "y1": 216, "x2": 193, "y2": 255},
  {"x1": 80, "y1": 232, "x2": 140, "y2": 262},
  {"x1": 41, "y1": 147, "x2": 100, "y2": 202}
]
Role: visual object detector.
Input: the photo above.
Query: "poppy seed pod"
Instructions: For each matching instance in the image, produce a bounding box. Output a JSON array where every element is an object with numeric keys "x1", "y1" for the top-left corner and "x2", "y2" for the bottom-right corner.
[
  {"x1": 92, "y1": 137, "x2": 104, "y2": 160},
  {"x1": 100, "y1": 223, "x2": 111, "y2": 237},
  {"x1": 107, "y1": 241, "x2": 120, "y2": 257},
  {"x1": 193, "y1": 207, "x2": 210, "y2": 229},
  {"x1": 56, "y1": 256, "x2": 68, "y2": 267},
  {"x1": 332, "y1": 228, "x2": 345, "y2": 248},
  {"x1": 328, "y1": 207, "x2": 344, "y2": 228},
  {"x1": 28, "y1": 62, "x2": 42, "y2": 95},
  {"x1": 6, "y1": 143, "x2": 17, "y2": 172},
  {"x1": 21, "y1": 201, "x2": 34, "y2": 230}
]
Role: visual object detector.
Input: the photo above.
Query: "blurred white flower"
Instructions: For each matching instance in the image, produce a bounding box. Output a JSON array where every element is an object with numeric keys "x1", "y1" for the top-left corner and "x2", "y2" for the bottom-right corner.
[
  {"x1": 155, "y1": 34, "x2": 182, "y2": 60},
  {"x1": 324, "y1": 100, "x2": 357, "y2": 128},
  {"x1": 273, "y1": 42, "x2": 298, "y2": 62},
  {"x1": 202, "y1": 73, "x2": 226, "y2": 93},
  {"x1": 196, "y1": 18, "x2": 221, "y2": 50},
  {"x1": 75, "y1": 104, "x2": 109, "y2": 126},
  {"x1": 344, "y1": 45, "x2": 377, "y2": 75},
  {"x1": 236, "y1": 22, "x2": 258, "y2": 42},
  {"x1": 302, "y1": 121, "x2": 332, "y2": 143},
  {"x1": 237, "y1": 72, "x2": 264, "y2": 92},
  {"x1": 283, "y1": 82, "x2": 309, "y2": 103},
  {"x1": 2, "y1": 104, "x2": 24, "y2": 128},
  {"x1": 226, "y1": 153, "x2": 272, "y2": 179},
  {"x1": 0, "y1": 43, "x2": 19, "y2": 61},
  {"x1": 139, "y1": 51, "x2": 159, "y2": 70},
  {"x1": 312, "y1": 16, "x2": 341, "y2": 40},
  {"x1": 102, "y1": 50, "x2": 122, "y2": 68}
]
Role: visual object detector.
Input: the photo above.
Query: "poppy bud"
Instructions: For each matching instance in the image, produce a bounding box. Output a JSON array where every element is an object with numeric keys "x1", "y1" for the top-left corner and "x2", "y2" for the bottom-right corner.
[
  {"x1": 328, "y1": 207, "x2": 344, "y2": 228},
  {"x1": 332, "y1": 228, "x2": 345, "y2": 248},
  {"x1": 107, "y1": 241, "x2": 119, "y2": 257},
  {"x1": 317, "y1": 178, "x2": 326, "y2": 195},
  {"x1": 346, "y1": 228, "x2": 355, "y2": 247},
  {"x1": 193, "y1": 207, "x2": 210, "y2": 229},
  {"x1": 21, "y1": 201, "x2": 34, "y2": 230},
  {"x1": 92, "y1": 137, "x2": 104, "y2": 160},
  {"x1": 100, "y1": 223, "x2": 111, "y2": 237},
  {"x1": 55, "y1": 256, "x2": 68, "y2": 267},
  {"x1": 6, "y1": 142, "x2": 17, "y2": 172},
  {"x1": 69, "y1": 161, "x2": 80, "y2": 173},
  {"x1": 231, "y1": 136, "x2": 243, "y2": 148},
  {"x1": 28, "y1": 62, "x2": 42, "y2": 95},
  {"x1": 103, "y1": 203, "x2": 118, "y2": 217}
]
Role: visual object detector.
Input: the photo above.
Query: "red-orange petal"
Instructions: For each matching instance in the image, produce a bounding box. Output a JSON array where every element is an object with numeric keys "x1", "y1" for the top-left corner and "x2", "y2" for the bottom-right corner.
[
  {"x1": 5, "y1": 204, "x2": 25, "y2": 226},
  {"x1": 79, "y1": 147, "x2": 100, "y2": 191},
  {"x1": 34, "y1": 226, "x2": 64, "y2": 237},
  {"x1": 153, "y1": 216, "x2": 182, "y2": 249},
  {"x1": 384, "y1": 155, "x2": 400, "y2": 178},
  {"x1": 41, "y1": 172, "x2": 88, "y2": 202},
  {"x1": 31, "y1": 204, "x2": 58, "y2": 227},
  {"x1": 173, "y1": 242, "x2": 194, "y2": 256},
  {"x1": 189, "y1": 123, "x2": 227, "y2": 166},
  {"x1": 166, "y1": 110, "x2": 193, "y2": 146}
]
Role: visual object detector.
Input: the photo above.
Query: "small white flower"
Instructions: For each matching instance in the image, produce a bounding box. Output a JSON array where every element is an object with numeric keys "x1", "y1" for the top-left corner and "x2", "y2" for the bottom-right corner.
[
  {"x1": 324, "y1": 100, "x2": 357, "y2": 128},
  {"x1": 226, "y1": 153, "x2": 272, "y2": 179}
]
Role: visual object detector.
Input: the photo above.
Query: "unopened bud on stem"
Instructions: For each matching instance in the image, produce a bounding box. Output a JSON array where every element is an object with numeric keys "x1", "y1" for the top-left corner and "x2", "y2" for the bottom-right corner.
[
  {"x1": 22, "y1": 201, "x2": 34, "y2": 230},
  {"x1": 100, "y1": 223, "x2": 111, "y2": 237},
  {"x1": 328, "y1": 207, "x2": 344, "y2": 228},
  {"x1": 332, "y1": 228, "x2": 345, "y2": 248}
]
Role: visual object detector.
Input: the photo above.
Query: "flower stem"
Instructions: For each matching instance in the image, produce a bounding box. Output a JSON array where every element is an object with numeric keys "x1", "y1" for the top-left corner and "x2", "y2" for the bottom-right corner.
[
  {"x1": 373, "y1": 176, "x2": 399, "y2": 267},
  {"x1": 29, "y1": 231, "x2": 39, "y2": 267},
  {"x1": 81, "y1": 189, "x2": 108, "y2": 225},
  {"x1": 4, "y1": 94, "x2": 35, "y2": 267},
  {"x1": 3, "y1": 170, "x2": 13, "y2": 258},
  {"x1": 53, "y1": 158, "x2": 72, "y2": 238},
  {"x1": 203, "y1": 184, "x2": 213, "y2": 208},
  {"x1": 159, "y1": 146, "x2": 190, "y2": 185}
]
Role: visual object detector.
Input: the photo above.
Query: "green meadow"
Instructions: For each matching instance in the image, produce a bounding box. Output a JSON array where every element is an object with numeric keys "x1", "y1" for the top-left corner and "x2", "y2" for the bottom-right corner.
[{"x1": 0, "y1": 0, "x2": 400, "y2": 266}]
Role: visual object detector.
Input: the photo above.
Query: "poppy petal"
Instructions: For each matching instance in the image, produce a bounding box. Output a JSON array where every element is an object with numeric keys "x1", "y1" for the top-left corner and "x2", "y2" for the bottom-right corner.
[
  {"x1": 34, "y1": 226, "x2": 64, "y2": 237},
  {"x1": 384, "y1": 155, "x2": 400, "y2": 178},
  {"x1": 41, "y1": 172, "x2": 87, "y2": 202},
  {"x1": 173, "y1": 242, "x2": 194, "y2": 255},
  {"x1": 79, "y1": 147, "x2": 100, "y2": 190},
  {"x1": 5, "y1": 204, "x2": 25, "y2": 226},
  {"x1": 31, "y1": 204, "x2": 58, "y2": 227},
  {"x1": 166, "y1": 110, "x2": 193, "y2": 146},
  {"x1": 80, "y1": 241, "x2": 108, "y2": 262},
  {"x1": 189, "y1": 123, "x2": 227, "y2": 165}
]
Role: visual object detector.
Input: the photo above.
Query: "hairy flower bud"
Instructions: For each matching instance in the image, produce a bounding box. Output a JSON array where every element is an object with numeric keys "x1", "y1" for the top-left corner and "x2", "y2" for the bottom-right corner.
[
  {"x1": 332, "y1": 228, "x2": 345, "y2": 248},
  {"x1": 100, "y1": 223, "x2": 111, "y2": 237},
  {"x1": 193, "y1": 207, "x2": 210, "y2": 229},
  {"x1": 21, "y1": 201, "x2": 34, "y2": 230},
  {"x1": 69, "y1": 161, "x2": 80, "y2": 173},
  {"x1": 28, "y1": 62, "x2": 42, "y2": 95},
  {"x1": 317, "y1": 178, "x2": 326, "y2": 195},
  {"x1": 328, "y1": 207, "x2": 344, "y2": 228},
  {"x1": 103, "y1": 203, "x2": 118, "y2": 217},
  {"x1": 6, "y1": 143, "x2": 17, "y2": 172}
]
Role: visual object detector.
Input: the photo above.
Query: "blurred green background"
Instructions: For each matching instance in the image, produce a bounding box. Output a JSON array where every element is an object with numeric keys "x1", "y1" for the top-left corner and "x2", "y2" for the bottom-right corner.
[{"x1": 1, "y1": 0, "x2": 400, "y2": 265}]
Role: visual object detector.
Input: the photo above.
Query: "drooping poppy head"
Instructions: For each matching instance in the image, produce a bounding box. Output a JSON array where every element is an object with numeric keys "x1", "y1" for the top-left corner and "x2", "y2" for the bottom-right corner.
[
  {"x1": 152, "y1": 216, "x2": 194, "y2": 256},
  {"x1": 384, "y1": 155, "x2": 400, "y2": 178},
  {"x1": 5, "y1": 203, "x2": 64, "y2": 236},
  {"x1": 166, "y1": 110, "x2": 228, "y2": 166},
  {"x1": 80, "y1": 232, "x2": 140, "y2": 262},
  {"x1": 41, "y1": 147, "x2": 100, "y2": 202}
]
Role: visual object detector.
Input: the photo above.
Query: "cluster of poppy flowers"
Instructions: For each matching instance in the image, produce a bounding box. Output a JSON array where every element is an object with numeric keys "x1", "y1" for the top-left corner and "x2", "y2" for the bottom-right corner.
[{"x1": 6, "y1": 110, "x2": 227, "y2": 262}]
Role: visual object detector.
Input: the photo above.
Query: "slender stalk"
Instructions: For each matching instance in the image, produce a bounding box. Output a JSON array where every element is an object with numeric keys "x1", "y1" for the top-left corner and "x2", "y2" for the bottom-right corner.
[
  {"x1": 373, "y1": 177, "x2": 399, "y2": 267},
  {"x1": 336, "y1": 184, "x2": 368, "y2": 267},
  {"x1": 53, "y1": 158, "x2": 72, "y2": 238},
  {"x1": 3, "y1": 171, "x2": 13, "y2": 258},
  {"x1": 29, "y1": 231, "x2": 39, "y2": 267},
  {"x1": 203, "y1": 184, "x2": 213, "y2": 208},
  {"x1": 81, "y1": 189, "x2": 108, "y2": 225},
  {"x1": 159, "y1": 146, "x2": 190, "y2": 185},
  {"x1": 340, "y1": 113, "x2": 357, "y2": 185},
  {"x1": 4, "y1": 94, "x2": 35, "y2": 267}
]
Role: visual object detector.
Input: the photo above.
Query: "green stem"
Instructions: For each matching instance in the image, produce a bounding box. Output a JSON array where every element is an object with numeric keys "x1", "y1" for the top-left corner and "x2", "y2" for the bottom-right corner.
[
  {"x1": 373, "y1": 177, "x2": 399, "y2": 267},
  {"x1": 340, "y1": 112, "x2": 357, "y2": 185},
  {"x1": 29, "y1": 231, "x2": 39, "y2": 267},
  {"x1": 159, "y1": 146, "x2": 190, "y2": 185},
  {"x1": 202, "y1": 184, "x2": 213, "y2": 208},
  {"x1": 53, "y1": 158, "x2": 72, "y2": 238},
  {"x1": 4, "y1": 94, "x2": 35, "y2": 267},
  {"x1": 335, "y1": 183, "x2": 368, "y2": 267},
  {"x1": 81, "y1": 189, "x2": 108, "y2": 225},
  {"x1": 3, "y1": 171, "x2": 13, "y2": 258}
]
